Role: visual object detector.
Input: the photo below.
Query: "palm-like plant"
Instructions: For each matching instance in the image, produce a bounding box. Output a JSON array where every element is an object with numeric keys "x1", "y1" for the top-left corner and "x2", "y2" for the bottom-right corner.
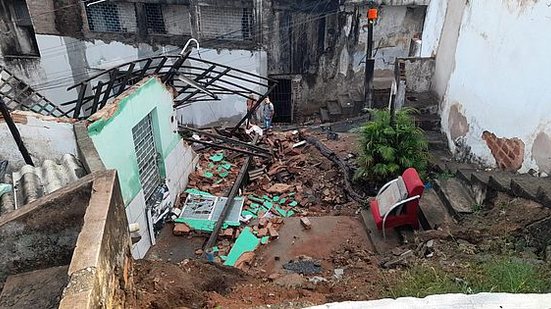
[{"x1": 354, "y1": 108, "x2": 429, "y2": 185}]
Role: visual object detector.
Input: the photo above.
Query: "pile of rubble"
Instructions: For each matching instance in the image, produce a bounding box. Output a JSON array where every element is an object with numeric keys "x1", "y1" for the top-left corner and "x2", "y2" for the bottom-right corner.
[{"x1": 166, "y1": 128, "x2": 358, "y2": 269}]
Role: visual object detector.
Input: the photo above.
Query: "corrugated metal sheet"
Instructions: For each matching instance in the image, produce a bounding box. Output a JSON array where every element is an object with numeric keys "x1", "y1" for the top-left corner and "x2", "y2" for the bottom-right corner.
[{"x1": 0, "y1": 154, "x2": 87, "y2": 214}]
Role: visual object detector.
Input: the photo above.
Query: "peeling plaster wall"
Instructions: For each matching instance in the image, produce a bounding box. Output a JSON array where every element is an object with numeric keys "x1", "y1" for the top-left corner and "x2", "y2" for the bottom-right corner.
[
  {"x1": 440, "y1": 0, "x2": 551, "y2": 174},
  {"x1": 266, "y1": 2, "x2": 426, "y2": 117},
  {"x1": 0, "y1": 111, "x2": 78, "y2": 171}
]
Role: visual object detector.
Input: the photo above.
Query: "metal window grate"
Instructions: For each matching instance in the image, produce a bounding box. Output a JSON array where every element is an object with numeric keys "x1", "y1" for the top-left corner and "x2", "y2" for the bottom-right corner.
[
  {"x1": 86, "y1": 2, "x2": 137, "y2": 33},
  {"x1": 199, "y1": 6, "x2": 253, "y2": 41},
  {"x1": 145, "y1": 3, "x2": 166, "y2": 34},
  {"x1": 132, "y1": 113, "x2": 161, "y2": 204}
]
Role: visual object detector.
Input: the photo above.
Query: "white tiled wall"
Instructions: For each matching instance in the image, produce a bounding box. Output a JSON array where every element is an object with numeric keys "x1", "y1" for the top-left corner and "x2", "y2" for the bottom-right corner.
[
  {"x1": 164, "y1": 141, "x2": 197, "y2": 205},
  {"x1": 125, "y1": 190, "x2": 151, "y2": 259}
]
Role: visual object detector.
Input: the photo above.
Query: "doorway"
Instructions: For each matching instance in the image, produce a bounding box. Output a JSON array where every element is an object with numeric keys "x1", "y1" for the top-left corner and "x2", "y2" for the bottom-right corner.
[{"x1": 268, "y1": 79, "x2": 292, "y2": 123}]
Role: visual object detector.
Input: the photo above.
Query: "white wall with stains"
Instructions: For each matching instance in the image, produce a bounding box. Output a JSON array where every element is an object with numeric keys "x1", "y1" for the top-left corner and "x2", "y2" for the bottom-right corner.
[{"x1": 439, "y1": 0, "x2": 551, "y2": 173}]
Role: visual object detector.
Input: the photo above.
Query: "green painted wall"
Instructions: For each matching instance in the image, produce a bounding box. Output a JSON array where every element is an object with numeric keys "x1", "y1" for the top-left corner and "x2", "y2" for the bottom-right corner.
[{"x1": 88, "y1": 78, "x2": 182, "y2": 206}]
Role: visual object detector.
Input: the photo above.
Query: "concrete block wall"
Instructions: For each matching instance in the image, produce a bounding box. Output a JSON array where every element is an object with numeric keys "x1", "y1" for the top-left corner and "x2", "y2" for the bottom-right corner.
[
  {"x1": 399, "y1": 57, "x2": 435, "y2": 93},
  {"x1": 59, "y1": 170, "x2": 133, "y2": 309},
  {"x1": 0, "y1": 171, "x2": 133, "y2": 308}
]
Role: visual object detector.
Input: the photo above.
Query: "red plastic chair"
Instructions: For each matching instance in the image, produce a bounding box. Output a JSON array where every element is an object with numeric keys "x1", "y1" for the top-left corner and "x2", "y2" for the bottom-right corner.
[{"x1": 370, "y1": 168, "x2": 424, "y2": 239}]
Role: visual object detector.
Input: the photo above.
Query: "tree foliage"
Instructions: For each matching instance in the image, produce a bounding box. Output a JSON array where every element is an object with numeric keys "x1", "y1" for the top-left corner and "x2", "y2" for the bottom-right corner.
[{"x1": 354, "y1": 108, "x2": 429, "y2": 184}]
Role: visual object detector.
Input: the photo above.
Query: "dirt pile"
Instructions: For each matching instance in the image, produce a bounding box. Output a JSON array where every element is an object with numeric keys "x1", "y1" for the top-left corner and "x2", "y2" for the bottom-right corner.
[{"x1": 133, "y1": 260, "x2": 248, "y2": 308}]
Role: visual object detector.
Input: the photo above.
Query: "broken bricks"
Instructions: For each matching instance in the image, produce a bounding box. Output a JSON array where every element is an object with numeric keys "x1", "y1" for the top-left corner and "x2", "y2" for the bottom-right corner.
[
  {"x1": 267, "y1": 183, "x2": 292, "y2": 194},
  {"x1": 173, "y1": 223, "x2": 191, "y2": 236},
  {"x1": 268, "y1": 226, "x2": 279, "y2": 239},
  {"x1": 300, "y1": 217, "x2": 312, "y2": 230}
]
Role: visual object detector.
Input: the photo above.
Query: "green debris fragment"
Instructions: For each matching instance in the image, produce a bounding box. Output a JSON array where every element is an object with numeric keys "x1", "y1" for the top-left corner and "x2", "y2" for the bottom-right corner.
[
  {"x1": 220, "y1": 255, "x2": 227, "y2": 261},
  {"x1": 173, "y1": 218, "x2": 216, "y2": 232},
  {"x1": 224, "y1": 227, "x2": 260, "y2": 267},
  {"x1": 219, "y1": 171, "x2": 230, "y2": 178},
  {"x1": 208, "y1": 162, "x2": 215, "y2": 169},
  {"x1": 221, "y1": 163, "x2": 232, "y2": 170},
  {"x1": 279, "y1": 198, "x2": 287, "y2": 204},
  {"x1": 203, "y1": 171, "x2": 214, "y2": 178},
  {"x1": 174, "y1": 214, "x2": 240, "y2": 231},
  {"x1": 289, "y1": 192, "x2": 296, "y2": 196},
  {"x1": 212, "y1": 246, "x2": 219, "y2": 253},
  {"x1": 210, "y1": 153, "x2": 224, "y2": 162},
  {"x1": 241, "y1": 210, "x2": 258, "y2": 218},
  {"x1": 185, "y1": 188, "x2": 212, "y2": 196},
  {"x1": 274, "y1": 206, "x2": 287, "y2": 217},
  {"x1": 215, "y1": 179, "x2": 224, "y2": 184},
  {"x1": 263, "y1": 201, "x2": 273, "y2": 211},
  {"x1": 248, "y1": 195, "x2": 264, "y2": 203},
  {"x1": 261, "y1": 236, "x2": 269, "y2": 245},
  {"x1": 272, "y1": 196, "x2": 280, "y2": 202},
  {"x1": 289, "y1": 201, "x2": 298, "y2": 207},
  {"x1": 274, "y1": 206, "x2": 295, "y2": 217}
]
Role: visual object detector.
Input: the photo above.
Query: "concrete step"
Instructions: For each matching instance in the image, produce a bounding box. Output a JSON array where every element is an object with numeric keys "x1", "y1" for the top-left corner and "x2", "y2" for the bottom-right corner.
[
  {"x1": 419, "y1": 188, "x2": 455, "y2": 230},
  {"x1": 469, "y1": 171, "x2": 497, "y2": 205},
  {"x1": 510, "y1": 175, "x2": 540, "y2": 201},
  {"x1": 433, "y1": 177, "x2": 477, "y2": 218},
  {"x1": 360, "y1": 209, "x2": 401, "y2": 254},
  {"x1": 414, "y1": 114, "x2": 441, "y2": 131},
  {"x1": 425, "y1": 131, "x2": 448, "y2": 152},
  {"x1": 0, "y1": 265, "x2": 68, "y2": 309},
  {"x1": 404, "y1": 92, "x2": 439, "y2": 115},
  {"x1": 488, "y1": 172, "x2": 515, "y2": 193}
]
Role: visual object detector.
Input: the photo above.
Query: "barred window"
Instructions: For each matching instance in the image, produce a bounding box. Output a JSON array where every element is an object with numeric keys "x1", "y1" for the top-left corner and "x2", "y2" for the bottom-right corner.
[
  {"x1": 199, "y1": 6, "x2": 254, "y2": 41},
  {"x1": 145, "y1": 3, "x2": 166, "y2": 34},
  {"x1": 85, "y1": 2, "x2": 137, "y2": 33},
  {"x1": 132, "y1": 113, "x2": 162, "y2": 205}
]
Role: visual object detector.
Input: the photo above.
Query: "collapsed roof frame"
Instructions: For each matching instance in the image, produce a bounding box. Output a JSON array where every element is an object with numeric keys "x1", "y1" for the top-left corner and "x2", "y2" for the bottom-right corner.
[
  {"x1": 63, "y1": 51, "x2": 277, "y2": 130},
  {"x1": 0, "y1": 66, "x2": 68, "y2": 117}
]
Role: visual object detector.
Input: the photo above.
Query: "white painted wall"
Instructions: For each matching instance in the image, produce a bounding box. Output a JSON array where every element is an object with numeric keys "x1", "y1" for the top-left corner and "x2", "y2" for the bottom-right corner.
[
  {"x1": 439, "y1": 0, "x2": 551, "y2": 173},
  {"x1": 420, "y1": 0, "x2": 447, "y2": 57},
  {"x1": 431, "y1": 0, "x2": 466, "y2": 99},
  {"x1": 0, "y1": 111, "x2": 78, "y2": 170},
  {"x1": 177, "y1": 49, "x2": 268, "y2": 128},
  {"x1": 306, "y1": 293, "x2": 551, "y2": 309}
]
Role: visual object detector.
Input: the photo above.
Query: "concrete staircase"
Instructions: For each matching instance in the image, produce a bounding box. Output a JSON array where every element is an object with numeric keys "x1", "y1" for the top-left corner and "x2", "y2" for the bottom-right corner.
[
  {"x1": 361, "y1": 91, "x2": 551, "y2": 253},
  {"x1": 432, "y1": 160, "x2": 551, "y2": 209}
]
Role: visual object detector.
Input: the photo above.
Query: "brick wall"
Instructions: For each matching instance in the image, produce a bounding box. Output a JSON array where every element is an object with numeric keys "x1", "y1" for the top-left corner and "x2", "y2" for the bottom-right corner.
[{"x1": 482, "y1": 131, "x2": 525, "y2": 171}]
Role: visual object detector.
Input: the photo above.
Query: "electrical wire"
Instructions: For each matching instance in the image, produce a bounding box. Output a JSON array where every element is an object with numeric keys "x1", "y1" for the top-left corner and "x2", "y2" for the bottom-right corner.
[{"x1": 29, "y1": 11, "x2": 340, "y2": 91}]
